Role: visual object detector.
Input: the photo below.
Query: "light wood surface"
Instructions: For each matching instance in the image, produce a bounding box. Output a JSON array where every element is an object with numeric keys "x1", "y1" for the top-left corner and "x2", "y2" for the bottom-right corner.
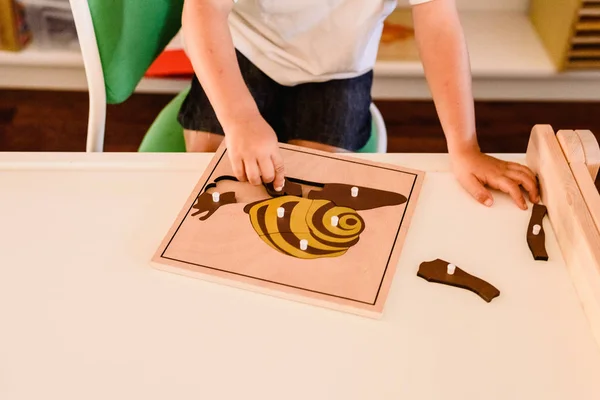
[
  {"x1": 526, "y1": 125, "x2": 600, "y2": 348},
  {"x1": 576, "y1": 129, "x2": 600, "y2": 179},
  {"x1": 1, "y1": 152, "x2": 600, "y2": 400},
  {"x1": 152, "y1": 143, "x2": 425, "y2": 317},
  {"x1": 557, "y1": 129, "x2": 600, "y2": 234},
  {"x1": 557, "y1": 129, "x2": 586, "y2": 161}
]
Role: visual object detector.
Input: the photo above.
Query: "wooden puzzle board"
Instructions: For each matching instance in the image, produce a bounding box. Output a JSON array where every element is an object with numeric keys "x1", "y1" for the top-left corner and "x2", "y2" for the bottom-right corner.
[{"x1": 152, "y1": 144, "x2": 425, "y2": 317}]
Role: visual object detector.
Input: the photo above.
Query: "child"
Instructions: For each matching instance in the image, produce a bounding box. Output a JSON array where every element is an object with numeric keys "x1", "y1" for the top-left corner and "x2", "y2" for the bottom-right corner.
[{"x1": 177, "y1": 0, "x2": 540, "y2": 210}]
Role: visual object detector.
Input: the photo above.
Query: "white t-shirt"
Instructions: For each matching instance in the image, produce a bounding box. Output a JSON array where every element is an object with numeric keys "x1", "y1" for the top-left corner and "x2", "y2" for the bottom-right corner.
[{"x1": 228, "y1": 0, "x2": 433, "y2": 86}]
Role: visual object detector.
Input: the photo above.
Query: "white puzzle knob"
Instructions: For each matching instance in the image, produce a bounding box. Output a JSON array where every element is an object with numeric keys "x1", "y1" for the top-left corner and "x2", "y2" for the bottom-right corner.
[
  {"x1": 447, "y1": 263, "x2": 456, "y2": 275},
  {"x1": 532, "y1": 224, "x2": 541, "y2": 235},
  {"x1": 212, "y1": 192, "x2": 220, "y2": 202},
  {"x1": 331, "y1": 215, "x2": 339, "y2": 227},
  {"x1": 300, "y1": 239, "x2": 308, "y2": 251},
  {"x1": 277, "y1": 207, "x2": 285, "y2": 218},
  {"x1": 351, "y1": 186, "x2": 359, "y2": 197}
]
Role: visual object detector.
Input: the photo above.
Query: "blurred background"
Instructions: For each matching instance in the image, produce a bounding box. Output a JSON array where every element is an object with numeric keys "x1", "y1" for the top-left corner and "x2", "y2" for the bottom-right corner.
[{"x1": 1, "y1": 0, "x2": 600, "y2": 155}]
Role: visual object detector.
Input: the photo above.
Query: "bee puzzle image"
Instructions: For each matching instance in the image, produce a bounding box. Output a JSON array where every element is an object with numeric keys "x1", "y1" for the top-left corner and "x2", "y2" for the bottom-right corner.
[{"x1": 152, "y1": 143, "x2": 425, "y2": 317}]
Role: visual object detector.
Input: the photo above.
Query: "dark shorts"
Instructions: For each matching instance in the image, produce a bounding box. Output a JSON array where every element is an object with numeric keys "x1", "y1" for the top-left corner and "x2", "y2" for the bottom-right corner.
[{"x1": 177, "y1": 50, "x2": 373, "y2": 151}]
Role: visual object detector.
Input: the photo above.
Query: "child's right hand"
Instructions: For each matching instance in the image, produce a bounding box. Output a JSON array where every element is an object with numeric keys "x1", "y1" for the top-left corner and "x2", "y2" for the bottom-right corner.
[{"x1": 223, "y1": 113, "x2": 285, "y2": 191}]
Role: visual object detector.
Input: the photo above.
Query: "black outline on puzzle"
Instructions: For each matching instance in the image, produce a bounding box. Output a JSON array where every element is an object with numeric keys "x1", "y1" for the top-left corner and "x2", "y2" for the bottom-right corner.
[{"x1": 161, "y1": 147, "x2": 418, "y2": 306}]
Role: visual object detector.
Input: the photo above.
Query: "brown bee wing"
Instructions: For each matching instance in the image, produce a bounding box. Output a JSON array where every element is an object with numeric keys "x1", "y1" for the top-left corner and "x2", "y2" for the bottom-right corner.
[{"x1": 307, "y1": 183, "x2": 407, "y2": 210}]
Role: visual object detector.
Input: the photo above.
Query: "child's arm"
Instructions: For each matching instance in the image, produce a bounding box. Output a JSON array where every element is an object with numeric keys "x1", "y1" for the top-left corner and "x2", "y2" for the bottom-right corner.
[
  {"x1": 412, "y1": 0, "x2": 539, "y2": 210},
  {"x1": 182, "y1": 0, "x2": 285, "y2": 191}
]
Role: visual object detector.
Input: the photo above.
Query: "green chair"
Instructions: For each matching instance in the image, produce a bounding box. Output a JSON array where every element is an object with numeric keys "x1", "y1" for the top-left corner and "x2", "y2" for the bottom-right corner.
[
  {"x1": 69, "y1": 0, "x2": 387, "y2": 153},
  {"x1": 138, "y1": 85, "x2": 190, "y2": 152}
]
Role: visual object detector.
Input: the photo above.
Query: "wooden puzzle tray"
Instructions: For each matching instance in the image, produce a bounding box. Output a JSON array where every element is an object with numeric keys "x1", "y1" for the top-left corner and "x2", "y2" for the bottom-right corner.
[{"x1": 152, "y1": 143, "x2": 425, "y2": 317}]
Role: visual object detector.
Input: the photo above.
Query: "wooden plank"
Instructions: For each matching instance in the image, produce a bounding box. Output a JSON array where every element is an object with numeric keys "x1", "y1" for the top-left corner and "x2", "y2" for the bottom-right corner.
[
  {"x1": 526, "y1": 124, "x2": 600, "y2": 349},
  {"x1": 580, "y1": 8, "x2": 600, "y2": 17},
  {"x1": 557, "y1": 130, "x2": 600, "y2": 234},
  {"x1": 572, "y1": 36, "x2": 600, "y2": 44},
  {"x1": 569, "y1": 49, "x2": 600, "y2": 57},
  {"x1": 567, "y1": 59, "x2": 600, "y2": 68},
  {"x1": 529, "y1": 0, "x2": 582, "y2": 70},
  {"x1": 576, "y1": 129, "x2": 600, "y2": 179},
  {"x1": 577, "y1": 21, "x2": 600, "y2": 30},
  {"x1": 557, "y1": 129, "x2": 586, "y2": 161}
]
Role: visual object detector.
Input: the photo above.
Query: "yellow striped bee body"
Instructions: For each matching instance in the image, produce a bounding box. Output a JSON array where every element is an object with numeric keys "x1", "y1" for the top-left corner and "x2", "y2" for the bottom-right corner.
[{"x1": 244, "y1": 195, "x2": 365, "y2": 259}]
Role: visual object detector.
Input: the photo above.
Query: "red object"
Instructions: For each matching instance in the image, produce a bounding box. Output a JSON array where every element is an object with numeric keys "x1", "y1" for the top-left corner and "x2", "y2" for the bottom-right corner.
[{"x1": 145, "y1": 49, "x2": 194, "y2": 79}]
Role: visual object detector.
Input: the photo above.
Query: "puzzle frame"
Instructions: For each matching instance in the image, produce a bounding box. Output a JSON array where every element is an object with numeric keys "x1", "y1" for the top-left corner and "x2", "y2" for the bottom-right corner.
[{"x1": 152, "y1": 143, "x2": 425, "y2": 317}]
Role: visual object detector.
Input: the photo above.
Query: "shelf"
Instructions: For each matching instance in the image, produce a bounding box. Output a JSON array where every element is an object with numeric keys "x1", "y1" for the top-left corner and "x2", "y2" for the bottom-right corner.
[
  {"x1": 1, "y1": 11, "x2": 556, "y2": 76},
  {"x1": 375, "y1": 11, "x2": 556, "y2": 77},
  {"x1": 1, "y1": 10, "x2": 600, "y2": 100},
  {"x1": 0, "y1": 39, "x2": 82, "y2": 68}
]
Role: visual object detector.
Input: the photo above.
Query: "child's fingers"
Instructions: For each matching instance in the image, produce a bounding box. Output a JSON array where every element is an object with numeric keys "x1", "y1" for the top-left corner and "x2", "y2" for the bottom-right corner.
[
  {"x1": 257, "y1": 156, "x2": 275, "y2": 184},
  {"x1": 493, "y1": 176, "x2": 527, "y2": 210},
  {"x1": 271, "y1": 152, "x2": 285, "y2": 192},
  {"x1": 505, "y1": 169, "x2": 539, "y2": 203},
  {"x1": 461, "y1": 174, "x2": 493, "y2": 207},
  {"x1": 508, "y1": 162, "x2": 536, "y2": 183},
  {"x1": 244, "y1": 158, "x2": 262, "y2": 186},
  {"x1": 231, "y1": 156, "x2": 247, "y2": 182},
  {"x1": 508, "y1": 163, "x2": 539, "y2": 202}
]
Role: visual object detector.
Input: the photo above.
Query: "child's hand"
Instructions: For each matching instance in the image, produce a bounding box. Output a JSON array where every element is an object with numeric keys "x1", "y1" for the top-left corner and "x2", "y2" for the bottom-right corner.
[
  {"x1": 224, "y1": 113, "x2": 285, "y2": 190},
  {"x1": 450, "y1": 149, "x2": 540, "y2": 210}
]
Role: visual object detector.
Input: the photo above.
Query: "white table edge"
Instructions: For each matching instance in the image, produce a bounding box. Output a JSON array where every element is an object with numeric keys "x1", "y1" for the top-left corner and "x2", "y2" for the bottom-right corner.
[{"x1": 0, "y1": 152, "x2": 526, "y2": 173}]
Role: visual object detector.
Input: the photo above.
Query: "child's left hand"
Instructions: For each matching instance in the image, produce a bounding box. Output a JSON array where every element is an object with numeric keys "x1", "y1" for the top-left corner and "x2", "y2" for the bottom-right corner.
[{"x1": 450, "y1": 149, "x2": 540, "y2": 210}]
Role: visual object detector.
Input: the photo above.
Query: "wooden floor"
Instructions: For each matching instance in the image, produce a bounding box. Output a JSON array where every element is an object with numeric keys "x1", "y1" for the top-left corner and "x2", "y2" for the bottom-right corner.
[
  {"x1": 0, "y1": 88, "x2": 599, "y2": 153},
  {"x1": 2, "y1": 89, "x2": 598, "y2": 190},
  {"x1": 1, "y1": 88, "x2": 600, "y2": 155}
]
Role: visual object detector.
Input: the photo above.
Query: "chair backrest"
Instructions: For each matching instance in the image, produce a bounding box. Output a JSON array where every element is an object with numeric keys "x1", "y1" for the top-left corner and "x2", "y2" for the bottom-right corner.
[
  {"x1": 70, "y1": 0, "x2": 184, "y2": 151},
  {"x1": 88, "y1": 0, "x2": 184, "y2": 104}
]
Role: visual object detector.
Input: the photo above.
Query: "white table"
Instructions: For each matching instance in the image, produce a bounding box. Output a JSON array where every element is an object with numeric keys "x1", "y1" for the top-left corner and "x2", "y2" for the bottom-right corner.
[{"x1": 1, "y1": 152, "x2": 599, "y2": 400}]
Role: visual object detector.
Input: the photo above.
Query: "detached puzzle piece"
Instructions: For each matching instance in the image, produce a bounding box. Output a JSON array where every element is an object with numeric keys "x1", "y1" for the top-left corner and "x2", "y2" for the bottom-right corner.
[
  {"x1": 527, "y1": 203, "x2": 548, "y2": 261},
  {"x1": 417, "y1": 259, "x2": 500, "y2": 303}
]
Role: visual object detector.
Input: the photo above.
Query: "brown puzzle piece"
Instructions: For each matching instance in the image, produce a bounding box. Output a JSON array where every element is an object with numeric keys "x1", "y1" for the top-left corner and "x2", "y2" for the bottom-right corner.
[
  {"x1": 191, "y1": 191, "x2": 237, "y2": 221},
  {"x1": 264, "y1": 178, "x2": 304, "y2": 198},
  {"x1": 417, "y1": 259, "x2": 500, "y2": 303},
  {"x1": 308, "y1": 183, "x2": 407, "y2": 210},
  {"x1": 527, "y1": 204, "x2": 549, "y2": 261}
]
